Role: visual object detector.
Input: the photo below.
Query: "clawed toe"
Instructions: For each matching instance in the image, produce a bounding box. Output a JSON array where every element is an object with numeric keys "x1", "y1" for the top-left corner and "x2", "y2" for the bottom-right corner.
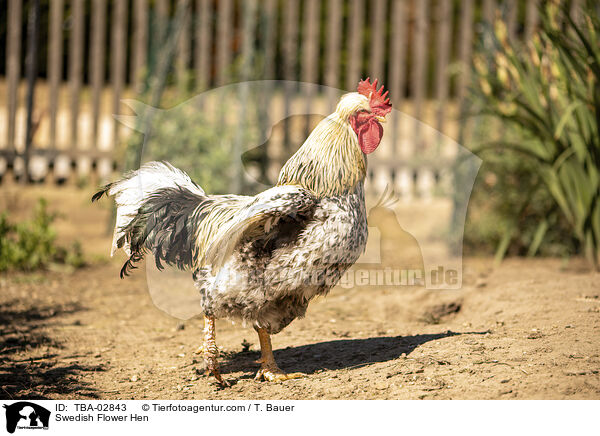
[
  {"x1": 204, "y1": 359, "x2": 230, "y2": 386},
  {"x1": 255, "y1": 366, "x2": 305, "y2": 382},
  {"x1": 205, "y1": 367, "x2": 231, "y2": 387},
  {"x1": 203, "y1": 348, "x2": 230, "y2": 386}
]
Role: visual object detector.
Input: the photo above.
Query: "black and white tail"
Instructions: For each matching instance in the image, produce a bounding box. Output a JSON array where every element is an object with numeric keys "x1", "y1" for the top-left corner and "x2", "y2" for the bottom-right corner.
[{"x1": 92, "y1": 161, "x2": 206, "y2": 277}]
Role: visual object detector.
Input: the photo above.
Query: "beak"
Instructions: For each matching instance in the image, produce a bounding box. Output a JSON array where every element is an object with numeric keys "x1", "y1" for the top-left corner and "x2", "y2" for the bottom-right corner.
[{"x1": 375, "y1": 115, "x2": 386, "y2": 123}]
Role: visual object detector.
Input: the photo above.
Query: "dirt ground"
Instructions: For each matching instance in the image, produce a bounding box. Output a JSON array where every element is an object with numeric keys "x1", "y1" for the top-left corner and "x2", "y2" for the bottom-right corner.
[{"x1": 1, "y1": 185, "x2": 599, "y2": 400}]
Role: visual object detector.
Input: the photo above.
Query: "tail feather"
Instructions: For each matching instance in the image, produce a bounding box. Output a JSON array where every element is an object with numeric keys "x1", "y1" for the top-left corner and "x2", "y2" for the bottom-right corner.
[
  {"x1": 92, "y1": 162, "x2": 207, "y2": 275},
  {"x1": 91, "y1": 184, "x2": 113, "y2": 202},
  {"x1": 125, "y1": 186, "x2": 205, "y2": 272},
  {"x1": 92, "y1": 161, "x2": 205, "y2": 257}
]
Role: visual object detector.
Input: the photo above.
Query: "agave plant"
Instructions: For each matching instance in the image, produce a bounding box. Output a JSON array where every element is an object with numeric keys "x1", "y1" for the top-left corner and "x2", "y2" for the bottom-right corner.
[{"x1": 471, "y1": 0, "x2": 600, "y2": 269}]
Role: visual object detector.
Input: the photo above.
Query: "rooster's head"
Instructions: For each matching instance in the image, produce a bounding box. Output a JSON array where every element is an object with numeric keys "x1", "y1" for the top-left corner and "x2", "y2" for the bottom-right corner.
[
  {"x1": 335, "y1": 78, "x2": 392, "y2": 154},
  {"x1": 277, "y1": 78, "x2": 392, "y2": 197}
]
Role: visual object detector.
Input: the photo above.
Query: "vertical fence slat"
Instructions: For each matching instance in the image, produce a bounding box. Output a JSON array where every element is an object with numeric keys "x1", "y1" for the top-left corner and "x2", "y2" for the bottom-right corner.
[
  {"x1": 51, "y1": 0, "x2": 70, "y2": 179},
  {"x1": 216, "y1": 0, "x2": 233, "y2": 87},
  {"x1": 283, "y1": 0, "x2": 299, "y2": 83},
  {"x1": 69, "y1": 0, "x2": 84, "y2": 152},
  {"x1": 195, "y1": 0, "x2": 211, "y2": 90},
  {"x1": 258, "y1": 0, "x2": 277, "y2": 183},
  {"x1": 525, "y1": 0, "x2": 539, "y2": 41},
  {"x1": 24, "y1": 0, "x2": 41, "y2": 181},
  {"x1": 434, "y1": 0, "x2": 452, "y2": 138},
  {"x1": 177, "y1": 0, "x2": 191, "y2": 91},
  {"x1": 302, "y1": 0, "x2": 320, "y2": 136},
  {"x1": 388, "y1": 1, "x2": 407, "y2": 105},
  {"x1": 282, "y1": 0, "x2": 299, "y2": 150},
  {"x1": 234, "y1": 0, "x2": 258, "y2": 192},
  {"x1": 261, "y1": 0, "x2": 277, "y2": 80},
  {"x1": 457, "y1": 0, "x2": 474, "y2": 106},
  {"x1": 411, "y1": 0, "x2": 429, "y2": 145},
  {"x1": 412, "y1": 0, "x2": 431, "y2": 199},
  {"x1": 6, "y1": 0, "x2": 22, "y2": 153},
  {"x1": 156, "y1": 0, "x2": 169, "y2": 45},
  {"x1": 325, "y1": 0, "x2": 342, "y2": 111},
  {"x1": 48, "y1": 0, "x2": 63, "y2": 151},
  {"x1": 483, "y1": 0, "x2": 496, "y2": 24},
  {"x1": 388, "y1": 0, "x2": 407, "y2": 156},
  {"x1": 132, "y1": 0, "x2": 148, "y2": 91},
  {"x1": 240, "y1": 0, "x2": 257, "y2": 84},
  {"x1": 283, "y1": 0, "x2": 299, "y2": 82},
  {"x1": 91, "y1": 0, "x2": 107, "y2": 150},
  {"x1": 368, "y1": 0, "x2": 386, "y2": 82},
  {"x1": 301, "y1": 0, "x2": 319, "y2": 86},
  {"x1": 111, "y1": 0, "x2": 128, "y2": 149},
  {"x1": 347, "y1": 0, "x2": 364, "y2": 90},
  {"x1": 457, "y1": 0, "x2": 475, "y2": 154},
  {"x1": 239, "y1": 0, "x2": 257, "y2": 84},
  {"x1": 506, "y1": 0, "x2": 517, "y2": 41}
]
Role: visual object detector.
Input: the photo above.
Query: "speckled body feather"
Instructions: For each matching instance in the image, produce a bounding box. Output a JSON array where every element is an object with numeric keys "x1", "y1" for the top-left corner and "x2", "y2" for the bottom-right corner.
[
  {"x1": 195, "y1": 184, "x2": 367, "y2": 333},
  {"x1": 94, "y1": 91, "x2": 380, "y2": 334}
]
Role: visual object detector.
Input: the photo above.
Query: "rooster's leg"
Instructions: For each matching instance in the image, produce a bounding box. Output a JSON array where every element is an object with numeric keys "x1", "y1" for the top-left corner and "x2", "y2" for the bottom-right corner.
[
  {"x1": 197, "y1": 315, "x2": 229, "y2": 386},
  {"x1": 254, "y1": 327, "x2": 305, "y2": 382}
]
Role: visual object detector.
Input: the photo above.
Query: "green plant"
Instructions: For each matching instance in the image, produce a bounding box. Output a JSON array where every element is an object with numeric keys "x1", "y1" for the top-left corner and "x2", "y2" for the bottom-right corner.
[
  {"x1": 464, "y1": 149, "x2": 578, "y2": 260},
  {"x1": 0, "y1": 199, "x2": 86, "y2": 272},
  {"x1": 121, "y1": 87, "x2": 264, "y2": 195},
  {"x1": 470, "y1": 1, "x2": 600, "y2": 269},
  {"x1": 139, "y1": 101, "x2": 233, "y2": 194}
]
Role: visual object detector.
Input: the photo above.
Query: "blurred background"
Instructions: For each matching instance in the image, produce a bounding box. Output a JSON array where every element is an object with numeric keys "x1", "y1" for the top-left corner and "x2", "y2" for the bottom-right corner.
[{"x1": 0, "y1": 0, "x2": 598, "y2": 272}]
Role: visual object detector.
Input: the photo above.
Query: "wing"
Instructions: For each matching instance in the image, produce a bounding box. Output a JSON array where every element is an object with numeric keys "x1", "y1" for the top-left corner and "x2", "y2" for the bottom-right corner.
[{"x1": 200, "y1": 185, "x2": 318, "y2": 270}]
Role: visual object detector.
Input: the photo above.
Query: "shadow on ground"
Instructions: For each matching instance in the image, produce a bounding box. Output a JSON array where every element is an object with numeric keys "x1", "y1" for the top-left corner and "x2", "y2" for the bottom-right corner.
[
  {"x1": 0, "y1": 299, "x2": 102, "y2": 400},
  {"x1": 221, "y1": 330, "x2": 489, "y2": 377}
]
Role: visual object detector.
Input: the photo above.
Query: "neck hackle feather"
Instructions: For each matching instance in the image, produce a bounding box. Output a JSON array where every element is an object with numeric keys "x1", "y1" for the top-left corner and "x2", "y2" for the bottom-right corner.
[{"x1": 277, "y1": 102, "x2": 367, "y2": 198}]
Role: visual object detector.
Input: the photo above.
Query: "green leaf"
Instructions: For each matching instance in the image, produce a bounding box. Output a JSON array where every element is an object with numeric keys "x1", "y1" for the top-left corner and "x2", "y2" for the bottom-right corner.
[
  {"x1": 494, "y1": 228, "x2": 514, "y2": 265},
  {"x1": 554, "y1": 102, "x2": 583, "y2": 140},
  {"x1": 528, "y1": 219, "x2": 549, "y2": 257}
]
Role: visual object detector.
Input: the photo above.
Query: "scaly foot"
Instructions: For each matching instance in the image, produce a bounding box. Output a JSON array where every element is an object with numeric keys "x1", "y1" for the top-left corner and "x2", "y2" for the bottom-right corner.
[
  {"x1": 197, "y1": 315, "x2": 230, "y2": 387},
  {"x1": 202, "y1": 345, "x2": 230, "y2": 386},
  {"x1": 255, "y1": 364, "x2": 305, "y2": 382}
]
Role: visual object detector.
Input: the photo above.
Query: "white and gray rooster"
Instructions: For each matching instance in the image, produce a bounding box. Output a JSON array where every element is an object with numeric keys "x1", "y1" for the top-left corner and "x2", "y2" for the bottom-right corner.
[{"x1": 93, "y1": 78, "x2": 392, "y2": 385}]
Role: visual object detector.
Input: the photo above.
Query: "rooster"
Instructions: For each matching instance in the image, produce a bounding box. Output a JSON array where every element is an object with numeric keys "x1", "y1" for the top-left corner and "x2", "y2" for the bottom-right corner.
[{"x1": 93, "y1": 78, "x2": 391, "y2": 385}]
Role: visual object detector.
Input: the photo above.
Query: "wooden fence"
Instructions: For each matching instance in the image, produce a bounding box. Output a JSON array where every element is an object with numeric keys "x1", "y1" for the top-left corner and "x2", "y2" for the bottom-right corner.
[{"x1": 0, "y1": 0, "x2": 549, "y2": 198}]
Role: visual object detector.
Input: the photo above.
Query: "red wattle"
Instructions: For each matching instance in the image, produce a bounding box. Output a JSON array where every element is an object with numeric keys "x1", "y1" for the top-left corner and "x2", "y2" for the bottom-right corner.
[
  {"x1": 350, "y1": 112, "x2": 383, "y2": 154},
  {"x1": 358, "y1": 119, "x2": 383, "y2": 154}
]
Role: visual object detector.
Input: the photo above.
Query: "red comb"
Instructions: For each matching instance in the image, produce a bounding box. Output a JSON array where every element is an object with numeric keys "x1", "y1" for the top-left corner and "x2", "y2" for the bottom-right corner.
[{"x1": 357, "y1": 77, "x2": 392, "y2": 117}]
